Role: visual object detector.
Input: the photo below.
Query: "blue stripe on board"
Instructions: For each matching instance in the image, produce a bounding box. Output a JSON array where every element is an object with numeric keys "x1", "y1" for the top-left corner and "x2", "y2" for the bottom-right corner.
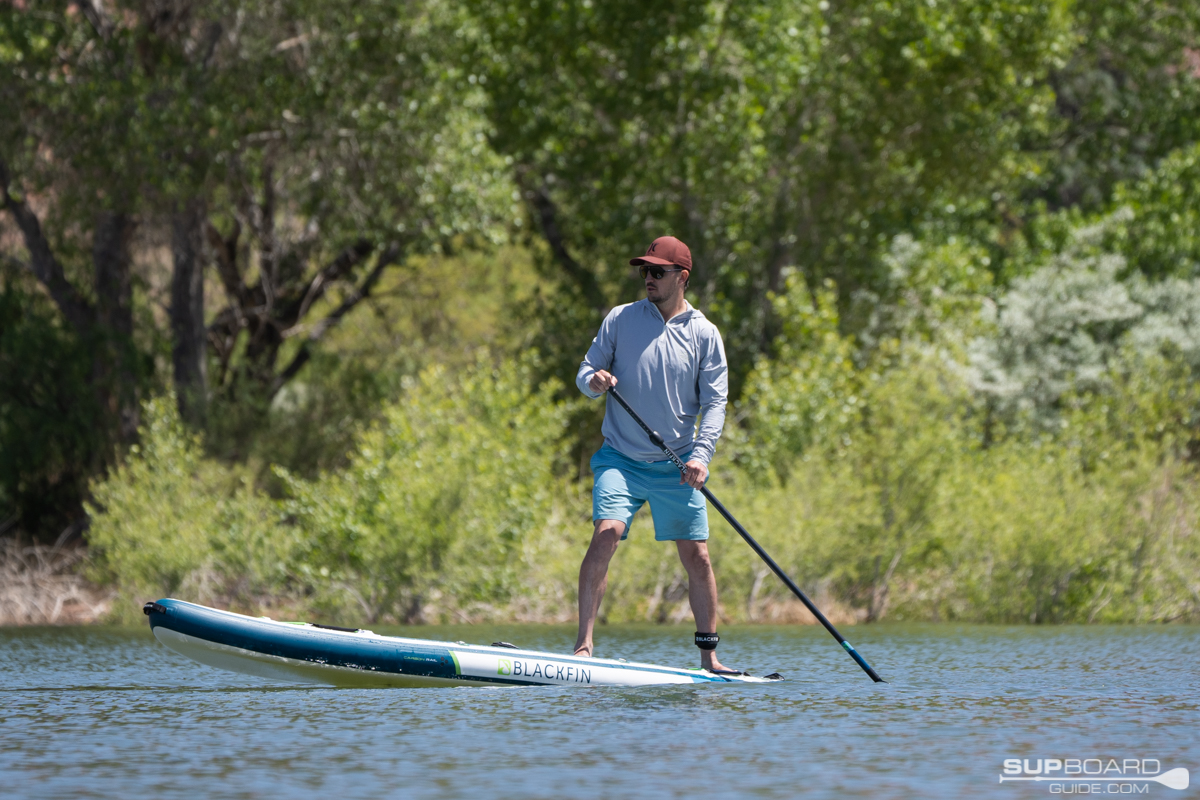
[{"x1": 149, "y1": 599, "x2": 460, "y2": 682}]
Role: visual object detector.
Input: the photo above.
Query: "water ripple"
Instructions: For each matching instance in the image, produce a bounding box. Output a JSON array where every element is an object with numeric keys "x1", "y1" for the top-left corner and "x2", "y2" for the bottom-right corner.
[{"x1": 1, "y1": 624, "x2": 1197, "y2": 799}]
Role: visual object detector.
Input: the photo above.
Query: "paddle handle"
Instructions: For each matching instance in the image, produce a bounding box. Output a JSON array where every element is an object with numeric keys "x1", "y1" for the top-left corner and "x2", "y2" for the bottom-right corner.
[{"x1": 606, "y1": 386, "x2": 887, "y2": 684}]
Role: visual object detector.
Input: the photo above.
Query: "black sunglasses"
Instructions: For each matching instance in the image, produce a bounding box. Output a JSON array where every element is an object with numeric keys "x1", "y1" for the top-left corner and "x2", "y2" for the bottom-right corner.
[{"x1": 639, "y1": 265, "x2": 685, "y2": 280}]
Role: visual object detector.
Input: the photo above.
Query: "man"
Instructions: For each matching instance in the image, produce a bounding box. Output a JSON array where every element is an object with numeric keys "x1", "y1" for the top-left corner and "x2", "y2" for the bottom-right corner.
[{"x1": 573, "y1": 235, "x2": 735, "y2": 673}]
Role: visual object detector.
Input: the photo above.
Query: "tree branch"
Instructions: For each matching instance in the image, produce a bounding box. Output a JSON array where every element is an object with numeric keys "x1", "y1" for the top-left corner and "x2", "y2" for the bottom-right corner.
[
  {"x1": 279, "y1": 238, "x2": 374, "y2": 328},
  {"x1": 198, "y1": 21, "x2": 223, "y2": 69},
  {"x1": 79, "y1": 0, "x2": 114, "y2": 42},
  {"x1": 0, "y1": 253, "x2": 32, "y2": 274},
  {"x1": 206, "y1": 218, "x2": 250, "y2": 307},
  {"x1": 0, "y1": 155, "x2": 94, "y2": 335},
  {"x1": 271, "y1": 241, "x2": 404, "y2": 396},
  {"x1": 517, "y1": 170, "x2": 606, "y2": 309},
  {"x1": 260, "y1": 161, "x2": 278, "y2": 298},
  {"x1": 205, "y1": 306, "x2": 240, "y2": 388}
]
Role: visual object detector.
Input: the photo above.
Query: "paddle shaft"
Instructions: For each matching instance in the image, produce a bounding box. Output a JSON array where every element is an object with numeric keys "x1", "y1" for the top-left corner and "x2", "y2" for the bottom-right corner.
[{"x1": 606, "y1": 386, "x2": 886, "y2": 684}]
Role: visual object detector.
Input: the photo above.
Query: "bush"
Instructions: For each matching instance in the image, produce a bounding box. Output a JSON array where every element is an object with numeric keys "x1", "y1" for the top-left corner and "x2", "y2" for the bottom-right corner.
[
  {"x1": 738, "y1": 274, "x2": 859, "y2": 479},
  {"x1": 86, "y1": 396, "x2": 292, "y2": 623},
  {"x1": 969, "y1": 233, "x2": 1200, "y2": 432},
  {"x1": 277, "y1": 357, "x2": 574, "y2": 623},
  {"x1": 80, "y1": 287, "x2": 1200, "y2": 627},
  {"x1": 719, "y1": 348, "x2": 1200, "y2": 624},
  {"x1": 723, "y1": 258, "x2": 1200, "y2": 624}
]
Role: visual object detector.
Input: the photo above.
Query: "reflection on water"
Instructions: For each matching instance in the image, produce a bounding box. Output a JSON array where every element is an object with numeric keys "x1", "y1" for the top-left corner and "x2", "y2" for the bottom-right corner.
[{"x1": 1, "y1": 624, "x2": 1197, "y2": 799}]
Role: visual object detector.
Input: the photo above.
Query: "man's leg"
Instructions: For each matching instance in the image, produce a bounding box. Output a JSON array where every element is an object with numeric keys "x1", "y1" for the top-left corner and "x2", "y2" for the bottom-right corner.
[
  {"x1": 573, "y1": 519, "x2": 626, "y2": 657},
  {"x1": 676, "y1": 540, "x2": 728, "y2": 671}
]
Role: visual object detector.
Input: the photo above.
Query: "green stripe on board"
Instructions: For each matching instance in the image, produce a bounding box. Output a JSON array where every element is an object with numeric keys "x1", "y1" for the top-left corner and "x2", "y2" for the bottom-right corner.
[{"x1": 450, "y1": 650, "x2": 461, "y2": 676}]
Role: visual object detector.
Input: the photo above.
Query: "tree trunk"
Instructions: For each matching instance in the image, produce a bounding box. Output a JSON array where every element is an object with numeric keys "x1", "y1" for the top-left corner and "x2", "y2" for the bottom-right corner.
[
  {"x1": 867, "y1": 548, "x2": 904, "y2": 623},
  {"x1": 171, "y1": 200, "x2": 208, "y2": 427},
  {"x1": 518, "y1": 172, "x2": 606, "y2": 311},
  {"x1": 92, "y1": 210, "x2": 139, "y2": 443},
  {"x1": 0, "y1": 156, "x2": 94, "y2": 336}
]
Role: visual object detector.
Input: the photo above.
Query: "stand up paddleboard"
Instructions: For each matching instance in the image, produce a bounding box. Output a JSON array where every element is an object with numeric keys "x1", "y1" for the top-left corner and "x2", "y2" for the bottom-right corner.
[{"x1": 145, "y1": 599, "x2": 783, "y2": 688}]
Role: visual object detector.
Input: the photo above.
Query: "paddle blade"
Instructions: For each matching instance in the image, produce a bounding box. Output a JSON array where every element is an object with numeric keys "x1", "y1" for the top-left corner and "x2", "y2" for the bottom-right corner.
[{"x1": 1157, "y1": 768, "x2": 1189, "y2": 791}]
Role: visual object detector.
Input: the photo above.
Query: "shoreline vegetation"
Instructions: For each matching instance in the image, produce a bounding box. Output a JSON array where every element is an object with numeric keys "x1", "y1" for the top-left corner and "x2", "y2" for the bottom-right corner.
[
  {"x1": 12, "y1": 324, "x2": 1200, "y2": 628},
  {"x1": 67, "y1": 238, "x2": 1200, "y2": 629},
  {"x1": 7, "y1": 230, "x2": 1200, "y2": 630},
  {"x1": 4, "y1": 2, "x2": 1200, "y2": 628},
  {"x1": 8, "y1": 229, "x2": 1200, "y2": 629},
  {"x1": 0, "y1": 539, "x2": 862, "y2": 629}
]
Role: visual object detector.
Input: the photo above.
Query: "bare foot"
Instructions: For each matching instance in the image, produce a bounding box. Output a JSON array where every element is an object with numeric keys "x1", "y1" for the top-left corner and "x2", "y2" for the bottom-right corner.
[
  {"x1": 573, "y1": 644, "x2": 593, "y2": 658},
  {"x1": 702, "y1": 654, "x2": 733, "y2": 673}
]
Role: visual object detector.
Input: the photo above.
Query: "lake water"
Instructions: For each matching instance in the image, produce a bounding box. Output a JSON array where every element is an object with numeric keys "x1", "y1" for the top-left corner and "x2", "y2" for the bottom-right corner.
[{"x1": 1, "y1": 623, "x2": 1197, "y2": 799}]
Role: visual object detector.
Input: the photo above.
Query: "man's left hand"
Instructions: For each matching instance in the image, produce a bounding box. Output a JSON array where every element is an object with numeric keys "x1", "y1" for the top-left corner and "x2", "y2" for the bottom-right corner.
[{"x1": 680, "y1": 459, "x2": 708, "y2": 489}]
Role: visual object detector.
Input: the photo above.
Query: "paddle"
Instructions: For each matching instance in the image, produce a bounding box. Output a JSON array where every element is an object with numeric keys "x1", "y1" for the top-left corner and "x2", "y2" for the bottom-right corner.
[{"x1": 607, "y1": 386, "x2": 887, "y2": 684}]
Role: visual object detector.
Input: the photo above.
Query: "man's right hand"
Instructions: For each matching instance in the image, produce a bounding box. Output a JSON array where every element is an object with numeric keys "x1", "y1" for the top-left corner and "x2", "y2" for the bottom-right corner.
[{"x1": 588, "y1": 370, "x2": 617, "y2": 394}]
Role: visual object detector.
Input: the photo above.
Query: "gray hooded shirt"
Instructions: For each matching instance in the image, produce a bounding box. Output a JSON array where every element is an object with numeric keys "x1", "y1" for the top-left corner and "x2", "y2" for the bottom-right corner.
[{"x1": 576, "y1": 299, "x2": 728, "y2": 464}]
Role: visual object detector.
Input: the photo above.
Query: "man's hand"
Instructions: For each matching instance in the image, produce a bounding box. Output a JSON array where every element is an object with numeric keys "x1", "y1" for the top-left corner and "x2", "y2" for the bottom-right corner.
[
  {"x1": 680, "y1": 459, "x2": 708, "y2": 489},
  {"x1": 588, "y1": 369, "x2": 617, "y2": 394}
]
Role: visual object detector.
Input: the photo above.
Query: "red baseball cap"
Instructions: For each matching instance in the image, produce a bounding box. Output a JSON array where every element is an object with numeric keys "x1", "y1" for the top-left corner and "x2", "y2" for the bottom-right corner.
[{"x1": 630, "y1": 236, "x2": 692, "y2": 271}]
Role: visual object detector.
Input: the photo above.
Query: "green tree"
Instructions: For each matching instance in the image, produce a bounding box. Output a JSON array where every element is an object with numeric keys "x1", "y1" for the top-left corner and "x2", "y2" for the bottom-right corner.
[
  {"x1": 969, "y1": 218, "x2": 1200, "y2": 432},
  {"x1": 0, "y1": 268, "x2": 105, "y2": 538},
  {"x1": 1030, "y1": 0, "x2": 1200, "y2": 210},
  {"x1": 1105, "y1": 142, "x2": 1200, "y2": 280},
  {"x1": 1, "y1": 0, "x2": 513, "y2": 532},
  {"x1": 467, "y1": 0, "x2": 1072, "y2": 386}
]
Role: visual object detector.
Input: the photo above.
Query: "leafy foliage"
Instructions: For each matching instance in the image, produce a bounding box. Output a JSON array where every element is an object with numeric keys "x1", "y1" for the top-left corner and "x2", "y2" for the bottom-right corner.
[
  {"x1": 711, "y1": 346, "x2": 1200, "y2": 625},
  {"x1": 276, "y1": 357, "x2": 571, "y2": 623},
  {"x1": 8, "y1": 0, "x2": 1200, "y2": 624},
  {"x1": 0, "y1": 271, "x2": 105, "y2": 537},
  {"x1": 1033, "y1": 0, "x2": 1200, "y2": 210},
  {"x1": 737, "y1": 274, "x2": 858, "y2": 479},
  {"x1": 86, "y1": 396, "x2": 291, "y2": 623},
  {"x1": 1106, "y1": 143, "x2": 1200, "y2": 279},
  {"x1": 469, "y1": 0, "x2": 1074, "y2": 379},
  {"x1": 970, "y1": 224, "x2": 1200, "y2": 431}
]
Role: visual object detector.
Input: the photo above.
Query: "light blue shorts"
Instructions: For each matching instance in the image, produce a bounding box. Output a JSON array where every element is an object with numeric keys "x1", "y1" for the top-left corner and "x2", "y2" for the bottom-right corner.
[{"x1": 590, "y1": 445, "x2": 709, "y2": 541}]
